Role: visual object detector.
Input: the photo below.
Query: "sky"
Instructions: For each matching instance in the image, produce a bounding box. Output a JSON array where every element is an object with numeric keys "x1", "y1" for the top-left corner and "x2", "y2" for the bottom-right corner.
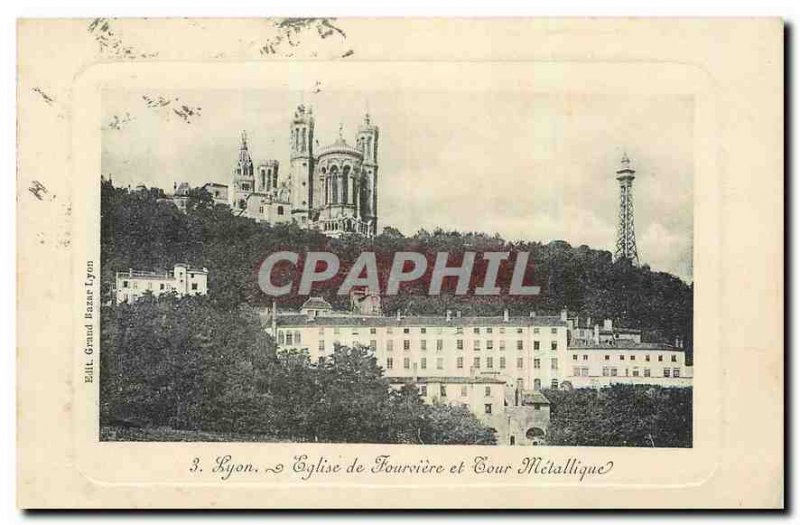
[{"x1": 102, "y1": 89, "x2": 694, "y2": 282}]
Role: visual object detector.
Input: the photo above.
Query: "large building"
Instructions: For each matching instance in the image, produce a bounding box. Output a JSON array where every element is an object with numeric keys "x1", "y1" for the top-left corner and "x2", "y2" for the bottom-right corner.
[
  {"x1": 230, "y1": 105, "x2": 379, "y2": 237},
  {"x1": 114, "y1": 264, "x2": 208, "y2": 304},
  {"x1": 270, "y1": 297, "x2": 692, "y2": 444}
]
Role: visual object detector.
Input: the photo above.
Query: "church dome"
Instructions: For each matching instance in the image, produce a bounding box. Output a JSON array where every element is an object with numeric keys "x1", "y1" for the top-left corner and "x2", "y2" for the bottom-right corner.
[{"x1": 317, "y1": 136, "x2": 363, "y2": 158}]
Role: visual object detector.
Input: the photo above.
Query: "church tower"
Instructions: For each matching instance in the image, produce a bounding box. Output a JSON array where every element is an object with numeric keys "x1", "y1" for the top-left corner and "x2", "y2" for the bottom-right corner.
[
  {"x1": 614, "y1": 152, "x2": 640, "y2": 265},
  {"x1": 289, "y1": 104, "x2": 315, "y2": 224},
  {"x1": 231, "y1": 130, "x2": 255, "y2": 212},
  {"x1": 356, "y1": 113, "x2": 379, "y2": 235}
]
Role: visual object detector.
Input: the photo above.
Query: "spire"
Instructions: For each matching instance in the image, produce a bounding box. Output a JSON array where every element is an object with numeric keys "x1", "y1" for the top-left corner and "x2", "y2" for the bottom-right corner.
[
  {"x1": 237, "y1": 129, "x2": 253, "y2": 174},
  {"x1": 240, "y1": 130, "x2": 249, "y2": 151}
]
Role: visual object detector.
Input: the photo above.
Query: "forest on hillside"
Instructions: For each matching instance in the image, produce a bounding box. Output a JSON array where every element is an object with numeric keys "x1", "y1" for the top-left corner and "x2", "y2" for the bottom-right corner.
[{"x1": 100, "y1": 181, "x2": 694, "y2": 360}]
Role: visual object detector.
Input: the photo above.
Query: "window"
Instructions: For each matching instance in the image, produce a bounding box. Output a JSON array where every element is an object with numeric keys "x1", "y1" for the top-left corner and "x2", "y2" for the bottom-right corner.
[
  {"x1": 159, "y1": 283, "x2": 165, "y2": 290},
  {"x1": 551, "y1": 379, "x2": 559, "y2": 389},
  {"x1": 277, "y1": 206, "x2": 284, "y2": 215},
  {"x1": 516, "y1": 328, "x2": 523, "y2": 334},
  {"x1": 387, "y1": 327, "x2": 393, "y2": 334},
  {"x1": 487, "y1": 357, "x2": 494, "y2": 369},
  {"x1": 517, "y1": 357, "x2": 524, "y2": 369},
  {"x1": 620, "y1": 355, "x2": 625, "y2": 360},
  {"x1": 673, "y1": 368, "x2": 681, "y2": 377},
  {"x1": 403, "y1": 358, "x2": 410, "y2": 369},
  {"x1": 473, "y1": 327, "x2": 480, "y2": 334},
  {"x1": 403, "y1": 340, "x2": 410, "y2": 351},
  {"x1": 663, "y1": 368, "x2": 671, "y2": 377},
  {"x1": 473, "y1": 340, "x2": 481, "y2": 351},
  {"x1": 644, "y1": 368, "x2": 651, "y2": 377},
  {"x1": 499, "y1": 357, "x2": 506, "y2": 369},
  {"x1": 499, "y1": 340, "x2": 506, "y2": 351},
  {"x1": 420, "y1": 340, "x2": 427, "y2": 351},
  {"x1": 420, "y1": 327, "x2": 427, "y2": 334},
  {"x1": 457, "y1": 357, "x2": 464, "y2": 369},
  {"x1": 440, "y1": 385, "x2": 447, "y2": 397},
  {"x1": 633, "y1": 368, "x2": 640, "y2": 377},
  {"x1": 460, "y1": 386, "x2": 468, "y2": 397},
  {"x1": 318, "y1": 340, "x2": 325, "y2": 351},
  {"x1": 386, "y1": 358, "x2": 393, "y2": 369},
  {"x1": 572, "y1": 355, "x2": 578, "y2": 361},
  {"x1": 551, "y1": 341, "x2": 558, "y2": 351},
  {"x1": 318, "y1": 327, "x2": 325, "y2": 335},
  {"x1": 517, "y1": 340, "x2": 524, "y2": 350},
  {"x1": 658, "y1": 355, "x2": 664, "y2": 362},
  {"x1": 583, "y1": 355, "x2": 588, "y2": 361},
  {"x1": 533, "y1": 341, "x2": 540, "y2": 351},
  {"x1": 610, "y1": 368, "x2": 618, "y2": 376},
  {"x1": 387, "y1": 340, "x2": 394, "y2": 352},
  {"x1": 485, "y1": 386, "x2": 492, "y2": 397},
  {"x1": 645, "y1": 355, "x2": 651, "y2": 362},
  {"x1": 605, "y1": 355, "x2": 610, "y2": 361},
  {"x1": 602, "y1": 367, "x2": 609, "y2": 376},
  {"x1": 456, "y1": 339, "x2": 464, "y2": 350},
  {"x1": 122, "y1": 280, "x2": 129, "y2": 288},
  {"x1": 551, "y1": 327, "x2": 557, "y2": 335},
  {"x1": 278, "y1": 331, "x2": 285, "y2": 345},
  {"x1": 671, "y1": 355, "x2": 678, "y2": 362},
  {"x1": 436, "y1": 358, "x2": 444, "y2": 370},
  {"x1": 420, "y1": 385, "x2": 427, "y2": 396},
  {"x1": 573, "y1": 367, "x2": 581, "y2": 376},
  {"x1": 420, "y1": 358, "x2": 427, "y2": 370},
  {"x1": 486, "y1": 327, "x2": 493, "y2": 334},
  {"x1": 351, "y1": 327, "x2": 359, "y2": 336},
  {"x1": 370, "y1": 327, "x2": 376, "y2": 334},
  {"x1": 370, "y1": 340, "x2": 376, "y2": 351},
  {"x1": 456, "y1": 327, "x2": 464, "y2": 334},
  {"x1": 534, "y1": 378, "x2": 541, "y2": 390},
  {"x1": 499, "y1": 327, "x2": 505, "y2": 334},
  {"x1": 486, "y1": 340, "x2": 494, "y2": 350},
  {"x1": 533, "y1": 328, "x2": 540, "y2": 334},
  {"x1": 630, "y1": 355, "x2": 636, "y2": 361},
  {"x1": 484, "y1": 404, "x2": 492, "y2": 414},
  {"x1": 403, "y1": 328, "x2": 410, "y2": 334},
  {"x1": 286, "y1": 332, "x2": 293, "y2": 345},
  {"x1": 473, "y1": 357, "x2": 480, "y2": 369},
  {"x1": 551, "y1": 358, "x2": 558, "y2": 370},
  {"x1": 533, "y1": 358, "x2": 540, "y2": 369},
  {"x1": 436, "y1": 339, "x2": 443, "y2": 351}
]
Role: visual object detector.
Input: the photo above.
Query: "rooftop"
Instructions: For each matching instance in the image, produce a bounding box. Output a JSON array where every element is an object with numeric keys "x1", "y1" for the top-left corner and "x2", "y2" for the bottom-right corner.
[
  {"x1": 276, "y1": 313, "x2": 567, "y2": 328},
  {"x1": 569, "y1": 340, "x2": 680, "y2": 351}
]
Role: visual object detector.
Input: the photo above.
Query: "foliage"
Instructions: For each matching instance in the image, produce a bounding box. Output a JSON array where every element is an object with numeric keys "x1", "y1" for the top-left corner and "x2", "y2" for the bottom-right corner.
[
  {"x1": 543, "y1": 385, "x2": 692, "y2": 448},
  {"x1": 101, "y1": 181, "x2": 693, "y2": 361}
]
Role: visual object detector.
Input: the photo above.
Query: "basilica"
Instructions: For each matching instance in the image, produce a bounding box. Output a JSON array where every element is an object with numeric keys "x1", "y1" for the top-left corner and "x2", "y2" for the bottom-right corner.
[{"x1": 230, "y1": 105, "x2": 379, "y2": 237}]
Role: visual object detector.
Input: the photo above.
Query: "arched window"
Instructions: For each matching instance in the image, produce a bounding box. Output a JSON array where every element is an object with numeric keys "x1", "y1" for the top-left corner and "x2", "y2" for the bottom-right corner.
[
  {"x1": 526, "y1": 427, "x2": 545, "y2": 440},
  {"x1": 342, "y1": 172, "x2": 349, "y2": 205},
  {"x1": 330, "y1": 166, "x2": 339, "y2": 204},
  {"x1": 533, "y1": 378, "x2": 541, "y2": 391}
]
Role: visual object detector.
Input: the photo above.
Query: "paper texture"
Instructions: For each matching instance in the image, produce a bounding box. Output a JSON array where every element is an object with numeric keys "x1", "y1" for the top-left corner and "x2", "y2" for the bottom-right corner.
[{"x1": 17, "y1": 18, "x2": 783, "y2": 508}]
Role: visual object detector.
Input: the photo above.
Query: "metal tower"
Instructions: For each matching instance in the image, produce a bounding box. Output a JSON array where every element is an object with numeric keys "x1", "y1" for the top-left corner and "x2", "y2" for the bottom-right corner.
[{"x1": 614, "y1": 152, "x2": 639, "y2": 265}]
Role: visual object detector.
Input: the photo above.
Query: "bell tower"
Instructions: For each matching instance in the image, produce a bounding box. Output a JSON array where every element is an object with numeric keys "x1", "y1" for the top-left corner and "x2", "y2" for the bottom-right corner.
[
  {"x1": 356, "y1": 113, "x2": 379, "y2": 235},
  {"x1": 289, "y1": 104, "x2": 315, "y2": 224},
  {"x1": 231, "y1": 130, "x2": 255, "y2": 212}
]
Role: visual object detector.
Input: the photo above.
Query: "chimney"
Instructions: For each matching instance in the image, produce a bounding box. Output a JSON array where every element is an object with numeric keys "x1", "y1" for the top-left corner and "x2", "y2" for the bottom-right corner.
[
  {"x1": 446, "y1": 310, "x2": 452, "y2": 322},
  {"x1": 529, "y1": 311, "x2": 536, "y2": 318},
  {"x1": 456, "y1": 310, "x2": 462, "y2": 318},
  {"x1": 503, "y1": 309, "x2": 509, "y2": 322},
  {"x1": 594, "y1": 324, "x2": 600, "y2": 344},
  {"x1": 603, "y1": 319, "x2": 613, "y2": 331},
  {"x1": 560, "y1": 308, "x2": 568, "y2": 322},
  {"x1": 396, "y1": 310, "x2": 402, "y2": 321},
  {"x1": 587, "y1": 317, "x2": 592, "y2": 328}
]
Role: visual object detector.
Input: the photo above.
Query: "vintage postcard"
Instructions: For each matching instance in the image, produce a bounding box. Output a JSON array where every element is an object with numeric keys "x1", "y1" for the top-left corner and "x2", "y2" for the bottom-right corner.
[{"x1": 17, "y1": 18, "x2": 783, "y2": 508}]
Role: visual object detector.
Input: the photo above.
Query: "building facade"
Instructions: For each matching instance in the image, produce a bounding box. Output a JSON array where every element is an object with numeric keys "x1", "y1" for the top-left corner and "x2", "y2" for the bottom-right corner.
[
  {"x1": 231, "y1": 105, "x2": 379, "y2": 237},
  {"x1": 271, "y1": 300, "x2": 692, "y2": 444},
  {"x1": 114, "y1": 264, "x2": 209, "y2": 304}
]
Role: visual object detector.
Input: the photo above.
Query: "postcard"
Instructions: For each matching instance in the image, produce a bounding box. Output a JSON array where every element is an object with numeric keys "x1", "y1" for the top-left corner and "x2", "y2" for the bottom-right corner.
[{"x1": 17, "y1": 18, "x2": 783, "y2": 508}]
